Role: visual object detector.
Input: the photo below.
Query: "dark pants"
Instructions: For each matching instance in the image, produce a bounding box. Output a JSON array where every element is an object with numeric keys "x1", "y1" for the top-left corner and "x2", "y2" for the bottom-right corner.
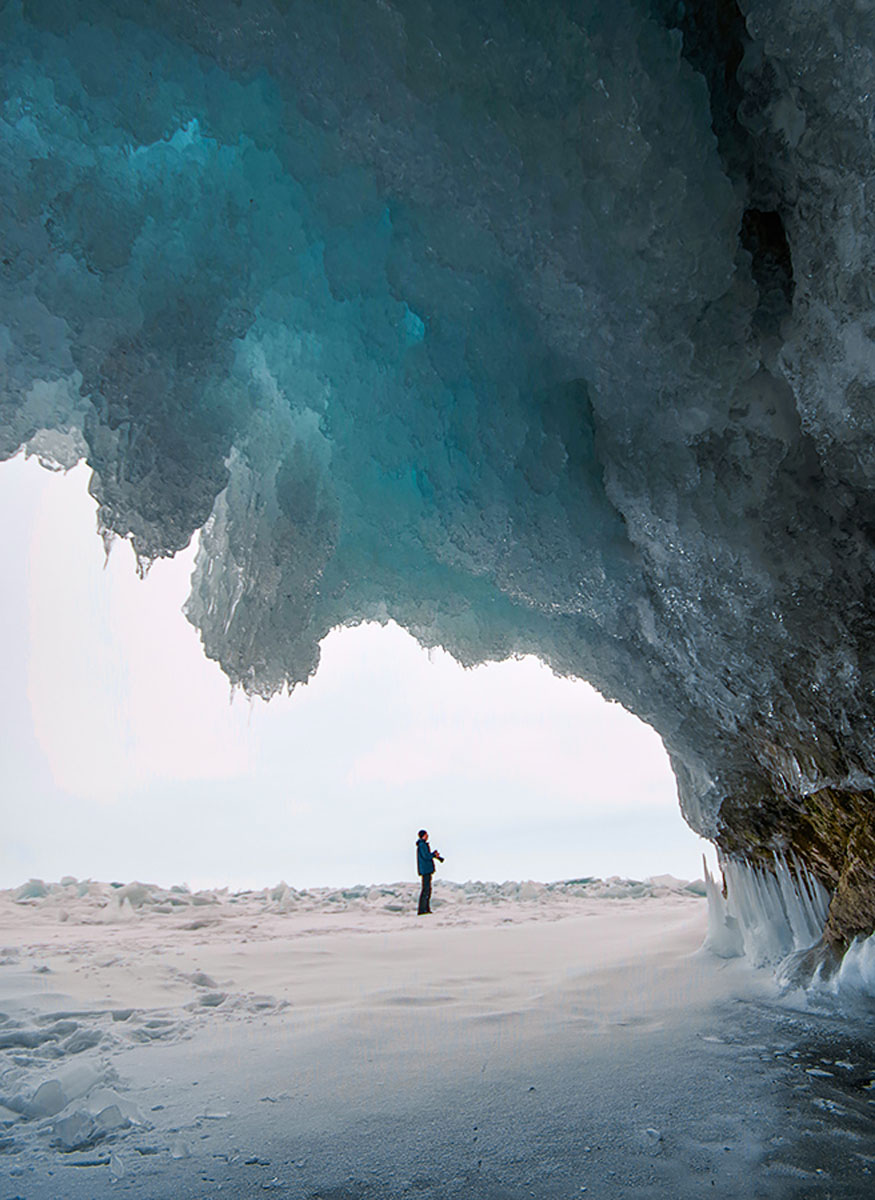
[{"x1": 418, "y1": 873, "x2": 433, "y2": 914}]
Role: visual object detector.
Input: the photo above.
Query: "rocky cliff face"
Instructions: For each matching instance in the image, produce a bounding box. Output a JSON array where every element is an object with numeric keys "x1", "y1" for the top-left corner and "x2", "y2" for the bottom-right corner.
[{"x1": 2, "y1": 0, "x2": 874, "y2": 948}]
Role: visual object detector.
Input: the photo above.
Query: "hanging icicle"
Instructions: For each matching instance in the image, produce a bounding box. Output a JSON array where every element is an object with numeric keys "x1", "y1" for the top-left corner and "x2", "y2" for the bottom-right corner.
[{"x1": 704, "y1": 852, "x2": 831, "y2": 967}]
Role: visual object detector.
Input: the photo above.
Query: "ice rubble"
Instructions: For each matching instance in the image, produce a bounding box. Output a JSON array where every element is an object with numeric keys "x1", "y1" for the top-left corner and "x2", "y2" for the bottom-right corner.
[
  {"x1": 0, "y1": 1039, "x2": 149, "y2": 1155},
  {"x1": 5, "y1": 874, "x2": 706, "y2": 922},
  {"x1": 3, "y1": 2, "x2": 875, "y2": 933}
]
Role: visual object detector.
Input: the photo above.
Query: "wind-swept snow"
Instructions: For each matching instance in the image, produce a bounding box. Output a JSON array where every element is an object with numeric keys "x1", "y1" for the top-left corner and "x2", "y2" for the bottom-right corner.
[{"x1": 2, "y1": 874, "x2": 874, "y2": 1197}]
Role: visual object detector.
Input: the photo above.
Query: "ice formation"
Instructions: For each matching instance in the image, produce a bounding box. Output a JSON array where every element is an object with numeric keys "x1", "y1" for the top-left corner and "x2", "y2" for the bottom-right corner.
[
  {"x1": 3, "y1": 2, "x2": 875, "y2": 946},
  {"x1": 833, "y1": 930, "x2": 875, "y2": 1000},
  {"x1": 7, "y1": 874, "x2": 706, "y2": 919},
  {"x1": 704, "y1": 853, "x2": 829, "y2": 967}
]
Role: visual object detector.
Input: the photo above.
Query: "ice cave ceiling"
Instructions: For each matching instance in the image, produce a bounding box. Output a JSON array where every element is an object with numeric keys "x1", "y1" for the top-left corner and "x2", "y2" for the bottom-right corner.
[{"x1": 3, "y1": 0, "x2": 875, "y2": 942}]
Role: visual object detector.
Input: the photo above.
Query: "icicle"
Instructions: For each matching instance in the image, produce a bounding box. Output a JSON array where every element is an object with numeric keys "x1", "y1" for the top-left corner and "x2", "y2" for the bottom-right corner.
[
  {"x1": 703, "y1": 856, "x2": 743, "y2": 958},
  {"x1": 704, "y1": 851, "x2": 831, "y2": 968},
  {"x1": 834, "y1": 932, "x2": 875, "y2": 999}
]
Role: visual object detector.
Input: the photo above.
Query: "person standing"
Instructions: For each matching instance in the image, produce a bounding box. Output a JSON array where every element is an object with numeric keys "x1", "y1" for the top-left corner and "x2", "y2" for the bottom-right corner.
[{"x1": 416, "y1": 829, "x2": 444, "y2": 915}]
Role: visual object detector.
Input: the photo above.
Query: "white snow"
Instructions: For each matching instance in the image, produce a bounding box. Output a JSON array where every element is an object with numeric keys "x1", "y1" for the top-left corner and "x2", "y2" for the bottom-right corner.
[{"x1": 0, "y1": 872, "x2": 871, "y2": 1199}]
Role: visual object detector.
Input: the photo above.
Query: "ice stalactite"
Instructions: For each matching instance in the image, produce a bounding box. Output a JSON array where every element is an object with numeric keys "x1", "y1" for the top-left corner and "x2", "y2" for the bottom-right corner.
[{"x1": 704, "y1": 853, "x2": 830, "y2": 968}]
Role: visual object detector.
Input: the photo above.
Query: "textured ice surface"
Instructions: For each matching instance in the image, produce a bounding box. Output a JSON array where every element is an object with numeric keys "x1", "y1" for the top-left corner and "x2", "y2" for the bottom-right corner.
[{"x1": 3, "y1": 1, "x2": 875, "y2": 858}]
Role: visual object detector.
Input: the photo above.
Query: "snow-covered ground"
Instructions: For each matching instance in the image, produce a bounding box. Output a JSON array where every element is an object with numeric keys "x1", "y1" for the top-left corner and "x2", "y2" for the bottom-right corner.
[{"x1": 1, "y1": 877, "x2": 874, "y2": 1198}]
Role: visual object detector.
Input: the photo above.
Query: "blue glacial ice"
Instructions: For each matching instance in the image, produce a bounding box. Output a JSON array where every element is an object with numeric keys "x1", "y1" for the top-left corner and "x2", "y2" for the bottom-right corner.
[{"x1": 3, "y1": 0, "x2": 875, "y2": 947}]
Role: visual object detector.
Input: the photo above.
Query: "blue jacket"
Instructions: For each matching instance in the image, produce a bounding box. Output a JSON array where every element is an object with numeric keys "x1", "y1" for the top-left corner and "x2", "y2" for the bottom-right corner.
[{"x1": 417, "y1": 838, "x2": 436, "y2": 876}]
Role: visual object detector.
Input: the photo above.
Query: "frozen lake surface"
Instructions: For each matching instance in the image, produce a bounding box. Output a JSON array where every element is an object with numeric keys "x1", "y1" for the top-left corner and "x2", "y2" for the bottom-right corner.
[{"x1": 1, "y1": 878, "x2": 873, "y2": 1198}]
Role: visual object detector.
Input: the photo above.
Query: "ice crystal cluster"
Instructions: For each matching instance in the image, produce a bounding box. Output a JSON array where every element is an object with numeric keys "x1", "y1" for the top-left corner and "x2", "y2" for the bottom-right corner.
[{"x1": 3, "y1": 1, "x2": 875, "y2": 938}]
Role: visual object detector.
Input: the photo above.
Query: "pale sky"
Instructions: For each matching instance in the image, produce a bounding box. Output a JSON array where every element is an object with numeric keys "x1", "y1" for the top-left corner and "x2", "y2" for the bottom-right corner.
[{"x1": 0, "y1": 453, "x2": 713, "y2": 891}]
